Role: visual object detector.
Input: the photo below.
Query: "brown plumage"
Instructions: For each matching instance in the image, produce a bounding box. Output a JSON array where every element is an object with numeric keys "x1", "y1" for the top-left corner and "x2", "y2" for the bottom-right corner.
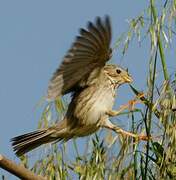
[{"x1": 11, "y1": 16, "x2": 134, "y2": 157}]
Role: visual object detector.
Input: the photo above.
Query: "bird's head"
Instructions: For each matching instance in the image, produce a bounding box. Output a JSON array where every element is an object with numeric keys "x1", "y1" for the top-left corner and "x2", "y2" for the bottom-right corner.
[{"x1": 104, "y1": 64, "x2": 133, "y2": 87}]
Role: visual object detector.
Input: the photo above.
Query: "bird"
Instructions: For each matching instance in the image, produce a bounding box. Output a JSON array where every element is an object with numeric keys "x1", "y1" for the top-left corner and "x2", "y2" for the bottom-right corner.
[{"x1": 11, "y1": 16, "x2": 145, "y2": 157}]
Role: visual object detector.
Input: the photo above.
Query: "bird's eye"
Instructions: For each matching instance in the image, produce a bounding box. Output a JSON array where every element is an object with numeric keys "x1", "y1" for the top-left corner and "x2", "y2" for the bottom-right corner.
[{"x1": 116, "y1": 69, "x2": 121, "y2": 74}]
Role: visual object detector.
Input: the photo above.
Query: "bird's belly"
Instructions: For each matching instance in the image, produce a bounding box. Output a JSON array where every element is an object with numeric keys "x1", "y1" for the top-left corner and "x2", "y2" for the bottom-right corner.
[
  {"x1": 72, "y1": 84, "x2": 115, "y2": 128},
  {"x1": 71, "y1": 91, "x2": 115, "y2": 137},
  {"x1": 85, "y1": 89, "x2": 115, "y2": 125}
]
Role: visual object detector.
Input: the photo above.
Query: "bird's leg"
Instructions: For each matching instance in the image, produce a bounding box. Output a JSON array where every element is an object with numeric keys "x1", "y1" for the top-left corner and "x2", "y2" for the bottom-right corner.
[
  {"x1": 107, "y1": 94, "x2": 144, "y2": 117},
  {"x1": 103, "y1": 93, "x2": 150, "y2": 140},
  {"x1": 100, "y1": 116, "x2": 149, "y2": 141},
  {"x1": 106, "y1": 105, "x2": 128, "y2": 117}
]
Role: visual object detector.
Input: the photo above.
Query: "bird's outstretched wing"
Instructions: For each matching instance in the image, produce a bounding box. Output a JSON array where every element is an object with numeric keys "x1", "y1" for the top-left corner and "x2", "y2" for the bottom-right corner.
[{"x1": 47, "y1": 16, "x2": 112, "y2": 100}]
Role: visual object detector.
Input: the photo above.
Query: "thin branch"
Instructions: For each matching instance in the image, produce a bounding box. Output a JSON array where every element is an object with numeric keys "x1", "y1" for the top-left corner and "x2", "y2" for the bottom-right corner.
[{"x1": 0, "y1": 154, "x2": 46, "y2": 180}]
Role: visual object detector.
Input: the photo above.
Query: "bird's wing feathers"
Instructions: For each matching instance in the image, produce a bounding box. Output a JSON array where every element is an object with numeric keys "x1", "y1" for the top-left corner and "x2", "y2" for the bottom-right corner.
[{"x1": 47, "y1": 16, "x2": 112, "y2": 100}]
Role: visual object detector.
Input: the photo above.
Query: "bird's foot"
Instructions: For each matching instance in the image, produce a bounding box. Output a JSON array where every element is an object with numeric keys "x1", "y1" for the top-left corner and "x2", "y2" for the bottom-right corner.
[
  {"x1": 113, "y1": 126, "x2": 150, "y2": 141},
  {"x1": 101, "y1": 118, "x2": 150, "y2": 141}
]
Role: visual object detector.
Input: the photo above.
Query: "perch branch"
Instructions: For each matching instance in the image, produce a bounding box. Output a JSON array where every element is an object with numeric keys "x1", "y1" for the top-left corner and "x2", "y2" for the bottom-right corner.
[{"x1": 0, "y1": 154, "x2": 46, "y2": 180}]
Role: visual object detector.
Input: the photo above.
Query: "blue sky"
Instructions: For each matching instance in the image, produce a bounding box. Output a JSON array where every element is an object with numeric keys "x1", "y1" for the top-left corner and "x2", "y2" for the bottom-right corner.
[{"x1": 1, "y1": 0, "x2": 175, "y2": 179}]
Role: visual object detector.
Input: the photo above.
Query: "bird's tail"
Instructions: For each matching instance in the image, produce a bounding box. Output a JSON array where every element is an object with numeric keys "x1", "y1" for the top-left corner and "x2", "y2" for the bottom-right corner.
[{"x1": 11, "y1": 128, "x2": 58, "y2": 157}]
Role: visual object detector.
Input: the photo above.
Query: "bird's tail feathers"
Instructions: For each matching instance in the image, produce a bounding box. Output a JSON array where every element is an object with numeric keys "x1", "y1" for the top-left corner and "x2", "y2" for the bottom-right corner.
[{"x1": 11, "y1": 129, "x2": 57, "y2": 156}]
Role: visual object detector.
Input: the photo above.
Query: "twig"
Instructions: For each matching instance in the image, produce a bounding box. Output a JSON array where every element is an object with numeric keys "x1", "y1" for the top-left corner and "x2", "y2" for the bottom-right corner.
[
  {"x1": 0, "y1": 154, "x2": 46, "y2": 180},
  {"x1": 129, "y1": 85, "x2": 160, "y2": 118}
]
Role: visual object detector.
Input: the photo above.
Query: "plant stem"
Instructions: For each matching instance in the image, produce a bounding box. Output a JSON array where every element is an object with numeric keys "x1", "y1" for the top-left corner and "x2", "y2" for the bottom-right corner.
[
  {"x1": 150, "y1": 0, "x2": 169, "y2": 81},
  {"x1": 144, "y1": 46, "x2": 158, "y2": 180},
  {"x1": 131, "y1": 112, "x2": 138, "y2": 179}
]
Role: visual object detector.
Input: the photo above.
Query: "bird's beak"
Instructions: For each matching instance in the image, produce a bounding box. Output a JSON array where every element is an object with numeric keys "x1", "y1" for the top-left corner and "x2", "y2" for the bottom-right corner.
[{"x1": 123, "y1": 75, "x2": 133, "y2": 83}]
